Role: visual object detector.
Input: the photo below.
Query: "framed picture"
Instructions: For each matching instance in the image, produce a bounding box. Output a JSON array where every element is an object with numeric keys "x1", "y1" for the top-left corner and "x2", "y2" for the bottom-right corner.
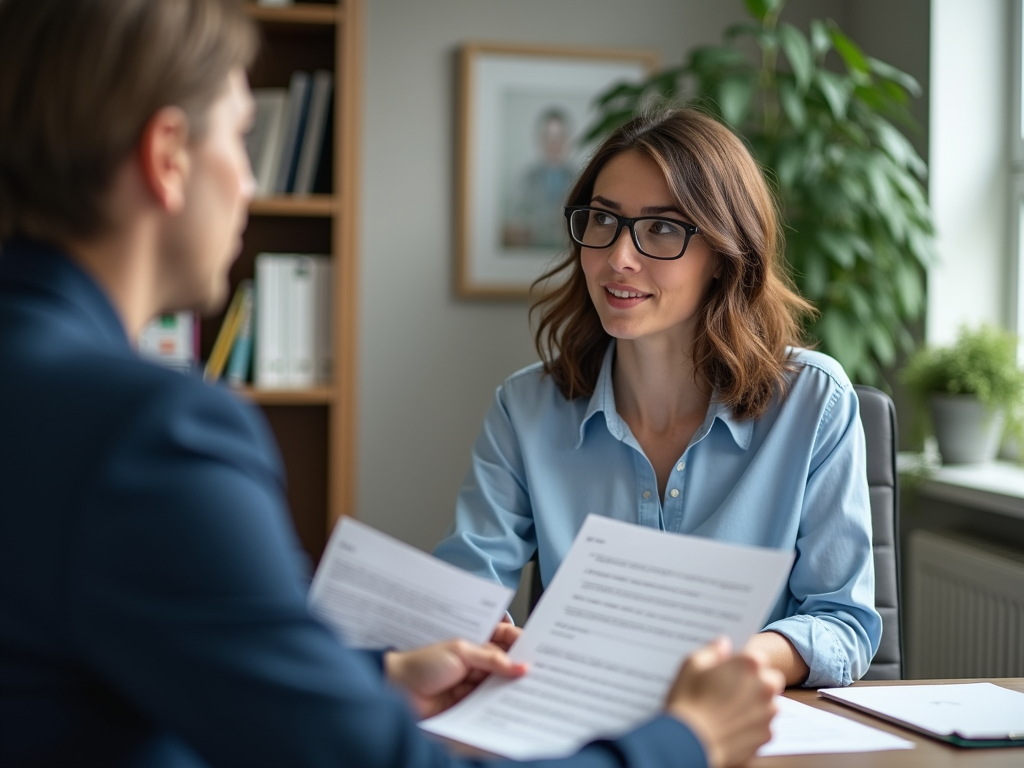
[{"x1": 456, "y1": 42, "x2": 658, "y2": 298}]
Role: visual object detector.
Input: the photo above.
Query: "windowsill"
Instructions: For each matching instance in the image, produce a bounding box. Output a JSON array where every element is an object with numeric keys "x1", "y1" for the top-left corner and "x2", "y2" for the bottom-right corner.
[{"x1": 899, "y1": 453, "x2": 1024, "y2": 521}]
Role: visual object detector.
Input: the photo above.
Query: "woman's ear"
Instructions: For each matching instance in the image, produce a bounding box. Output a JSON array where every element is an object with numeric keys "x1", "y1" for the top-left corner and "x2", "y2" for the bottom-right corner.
[{"x1": 137, "y1": 106, "x2": 190, "y2": 214}]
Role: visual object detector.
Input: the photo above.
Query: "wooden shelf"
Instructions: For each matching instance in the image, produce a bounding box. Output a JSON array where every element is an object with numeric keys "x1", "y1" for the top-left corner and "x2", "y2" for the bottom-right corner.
[
  {"x1": 249, "y1": 195, "x2": 336, "y2": 217},
  {"x1": 238, "y1": 386, "x2": 335, "y2": 405},
  {"x1": 244, "y1": 3, "x2": 340, "y2": 27}
]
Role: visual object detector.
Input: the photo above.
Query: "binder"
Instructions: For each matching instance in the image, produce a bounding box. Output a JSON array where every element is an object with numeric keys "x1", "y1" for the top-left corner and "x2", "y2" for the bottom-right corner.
[{"x1": 819, "y1": 683, "x2": 1024, "y2": 748}]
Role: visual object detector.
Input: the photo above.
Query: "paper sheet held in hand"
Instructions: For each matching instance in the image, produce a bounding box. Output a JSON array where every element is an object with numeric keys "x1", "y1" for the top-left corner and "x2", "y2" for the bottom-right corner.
[
  {"x1": 308, "y1": 517, "x2": 514, "y2": 649},
  {"x1": 421, "y1": 514, "x2": 795, "y2": 759}
]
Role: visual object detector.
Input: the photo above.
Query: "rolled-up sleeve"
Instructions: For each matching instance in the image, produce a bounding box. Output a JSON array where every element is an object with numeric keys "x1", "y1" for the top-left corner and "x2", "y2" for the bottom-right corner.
[{"x1": 763, "y1": 382, "x2": 881, "y2": 687}]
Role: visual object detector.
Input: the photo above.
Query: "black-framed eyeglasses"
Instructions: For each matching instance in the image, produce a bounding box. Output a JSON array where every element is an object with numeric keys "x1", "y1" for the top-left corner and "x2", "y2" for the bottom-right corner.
[{"x1": 564, "y1": 206, "x2": 700, "y2": 260}]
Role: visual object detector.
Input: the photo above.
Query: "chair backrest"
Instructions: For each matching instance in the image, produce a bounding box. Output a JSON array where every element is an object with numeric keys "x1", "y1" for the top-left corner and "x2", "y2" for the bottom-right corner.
[
  {"x1": 854, "y1": 384, "x2": 903, "y2": 680},
  {"x1": 529, "y1": 384, "x2": 904, "y2": 680}
]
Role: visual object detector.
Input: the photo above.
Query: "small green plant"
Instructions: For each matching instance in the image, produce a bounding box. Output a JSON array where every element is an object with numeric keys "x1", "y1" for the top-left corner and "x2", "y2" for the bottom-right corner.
[
  {"x1": 586, "y1": 0, "x2": 935, "y2": 385},
  {"x1": 900, "y1": 325, "x2": 1024, "y2": 449}
]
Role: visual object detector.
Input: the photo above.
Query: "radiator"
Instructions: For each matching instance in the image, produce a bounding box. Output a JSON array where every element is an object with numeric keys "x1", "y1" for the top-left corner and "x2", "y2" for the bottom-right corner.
[{"x1": 908, "y1": 530, "x2": 1024, "y2": 679}]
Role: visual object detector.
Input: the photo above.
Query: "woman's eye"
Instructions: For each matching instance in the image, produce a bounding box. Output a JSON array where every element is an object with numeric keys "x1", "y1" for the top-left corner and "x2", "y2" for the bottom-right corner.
[
  {"x1": 592, "y1": 212, "x2": 617, "y2": 227},
  {"x1": 649, "y1": 220, "x2": 683, "y2": 236}
]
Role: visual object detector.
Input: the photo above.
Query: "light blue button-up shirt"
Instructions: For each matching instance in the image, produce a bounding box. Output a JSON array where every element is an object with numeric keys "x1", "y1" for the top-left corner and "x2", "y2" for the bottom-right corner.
[{"x1": 434, "y1": 342, "x2": 881, "y2": 688}]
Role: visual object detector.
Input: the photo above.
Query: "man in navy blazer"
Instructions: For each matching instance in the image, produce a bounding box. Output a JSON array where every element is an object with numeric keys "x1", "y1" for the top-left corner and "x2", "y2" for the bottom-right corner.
[{"x1": 0, "y1": 1, "x2": 783, "y2": 766}]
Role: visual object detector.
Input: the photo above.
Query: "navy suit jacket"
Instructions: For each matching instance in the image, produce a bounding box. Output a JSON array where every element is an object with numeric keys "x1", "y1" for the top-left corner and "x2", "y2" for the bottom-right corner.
[{"x1": 0, "y1": 240, "x2": 706, "y2": 768}]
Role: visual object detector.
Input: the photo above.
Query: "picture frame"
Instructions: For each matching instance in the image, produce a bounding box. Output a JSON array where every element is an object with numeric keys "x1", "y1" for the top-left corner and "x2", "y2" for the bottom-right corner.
[{"x1": 456, "y1": 42, "x2": 659, "y2": 298}]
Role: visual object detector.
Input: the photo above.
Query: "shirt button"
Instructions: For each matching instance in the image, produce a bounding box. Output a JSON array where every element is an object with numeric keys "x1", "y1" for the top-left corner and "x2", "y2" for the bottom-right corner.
[
  {"x1": 669, "y1": 489, "x2": 680, "y2": 498},
  {"x1": 642, "y1": 491, "x2": 652, "y2": 499},
  {"x1": 676, "y1": 462, "x2": 685, "y2": 472}
]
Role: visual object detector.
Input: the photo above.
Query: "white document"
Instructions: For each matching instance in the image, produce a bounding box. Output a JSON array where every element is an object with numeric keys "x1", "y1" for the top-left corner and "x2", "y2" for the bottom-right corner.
[
  {"x1": 758, "y1": 697, "x2": 914, "y2": 756},
  {"x1": 421, "y1": 515, "x2": 795, "y2": 759},
  {"x1": 819, "y1": 683, "x2": 1024, "y2": 742},
  {"x1": 309, "y1": 518, "x2": 514, "y2": 650}
]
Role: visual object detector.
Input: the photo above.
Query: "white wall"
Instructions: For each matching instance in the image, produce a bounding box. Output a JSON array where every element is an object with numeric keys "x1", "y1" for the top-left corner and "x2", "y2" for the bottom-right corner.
[
  {"x1": 927, "y1": 0, "x2": 1013, "y2": 345},
  {"x1": 356, "y1": 0, "x2": 848, "y2": 553}
]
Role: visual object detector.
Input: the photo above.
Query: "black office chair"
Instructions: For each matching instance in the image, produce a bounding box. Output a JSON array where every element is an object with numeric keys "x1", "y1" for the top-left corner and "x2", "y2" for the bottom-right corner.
[
  {"x1": 527, "y1": 384, "x2": 904, "y2": 680},
  {"x1": 854, "y1": 384, "x2": 903, "y2": 680}
]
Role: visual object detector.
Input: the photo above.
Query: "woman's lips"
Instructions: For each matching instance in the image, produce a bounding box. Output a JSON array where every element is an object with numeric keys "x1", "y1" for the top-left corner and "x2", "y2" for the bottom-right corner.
[{"x1": 604, "y1": 284, "x2": 650, "y2": 309}]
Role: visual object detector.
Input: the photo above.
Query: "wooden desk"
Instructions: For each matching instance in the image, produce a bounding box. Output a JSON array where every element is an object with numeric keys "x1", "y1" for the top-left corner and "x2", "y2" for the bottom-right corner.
[{"x1": 752, "y1": 679, "x2": 1024, "y2": 767}]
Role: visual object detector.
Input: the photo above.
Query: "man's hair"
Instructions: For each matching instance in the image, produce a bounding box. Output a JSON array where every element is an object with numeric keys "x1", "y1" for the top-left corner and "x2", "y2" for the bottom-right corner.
[
  {"x1": 531, "y1": 107, "x2": 816, "y2": 420},
  {"x1": 0, "y1": 0, "x2": 258, "y2": 245}
]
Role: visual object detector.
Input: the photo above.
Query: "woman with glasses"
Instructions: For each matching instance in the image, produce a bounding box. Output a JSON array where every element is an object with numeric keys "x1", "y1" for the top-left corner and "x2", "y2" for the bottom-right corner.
[{"x1": 434, "y1": 107, "x2": 880, "y2": 689}]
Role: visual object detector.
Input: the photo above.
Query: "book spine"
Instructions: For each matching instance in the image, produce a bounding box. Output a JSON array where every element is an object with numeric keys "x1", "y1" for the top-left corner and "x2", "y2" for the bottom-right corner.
[
  {"x1": 285, "y1": 255, "x2": 316, "y2": 388},
  {"x1": 255, "y1": 254, "x2": 286, "y2": 388},
  {"x1": 225, "y1": 280, "x2": 255, "y2": 388},
  {"x1": 138, "y1": 311, "x2": 196, "y2": 374},
  {"x1": 251, "y1": 89, "x2": 288, "y2": 198},
  {"x1": 315, "y1": 257, "x2": 333, "y2": 385},
  {"x1": 203, "y1": 284, "x2": 247, "y2": 382},
  {"x1": 273, "y1": 71, "x2": 311, "y2": 195},
  {"x1": 293, "y1": 70, "x2": 333, "y2": 196}
]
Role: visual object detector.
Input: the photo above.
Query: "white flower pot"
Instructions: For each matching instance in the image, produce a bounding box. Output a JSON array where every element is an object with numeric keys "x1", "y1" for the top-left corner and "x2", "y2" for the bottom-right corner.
[{"x1": 928, "y1": 394, "x2": 1005, "y2": 464}]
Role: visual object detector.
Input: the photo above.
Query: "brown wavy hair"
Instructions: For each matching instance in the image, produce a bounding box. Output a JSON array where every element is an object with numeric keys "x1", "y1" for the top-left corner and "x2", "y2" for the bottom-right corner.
[{"x1": 531, "y1": 107, "x2": 815, "y2": 420}]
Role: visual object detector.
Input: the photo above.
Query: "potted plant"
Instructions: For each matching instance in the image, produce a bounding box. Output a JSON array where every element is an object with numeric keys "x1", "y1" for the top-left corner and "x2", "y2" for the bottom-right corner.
[
  {"x1": 585, "y1": 0, "x2": 935, "y2": 386},
  {"x1": 900, "y1": 325, "x2": 1024, "y2": 464}
]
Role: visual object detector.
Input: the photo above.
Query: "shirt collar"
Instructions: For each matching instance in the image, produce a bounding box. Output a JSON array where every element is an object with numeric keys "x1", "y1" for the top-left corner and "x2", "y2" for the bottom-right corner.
[
  {"x1": 0, "y1": 238, "x2": 132, "y2": 354},
  {"x1": 577, "y1": 339, "x2": 753, "y2": 451}
]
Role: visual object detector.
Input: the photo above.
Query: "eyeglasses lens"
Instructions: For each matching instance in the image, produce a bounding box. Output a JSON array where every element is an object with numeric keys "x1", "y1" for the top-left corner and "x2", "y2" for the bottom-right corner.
[{"x1": 568, "y1": 209, "x2": 688, "y2": 259}]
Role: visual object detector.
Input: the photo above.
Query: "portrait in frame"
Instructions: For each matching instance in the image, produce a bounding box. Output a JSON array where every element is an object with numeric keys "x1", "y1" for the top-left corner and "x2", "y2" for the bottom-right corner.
[{"x1": 456, "y1": 42, "x2": 658, "y2": 298}]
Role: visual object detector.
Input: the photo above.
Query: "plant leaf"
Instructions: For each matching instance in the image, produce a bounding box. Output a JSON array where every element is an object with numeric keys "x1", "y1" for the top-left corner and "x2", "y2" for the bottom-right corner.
[
  {"x1": 868, "y1": 56, "x2": 923, "y2": 97},
  {"x1": 810, "y1": 19, "x2": 831, "y2": 58},
  {"x1": 778, "y1": 23, "x2": 813, "y2": 92},
  {"x1": 717, "y1": 76, "x2": 755, "y2": 127},
  {"x1": 744, "y1": 0, "x2": 771, "y2": 22},
  {"x1": 595, "y1": 81, "x2": 643, "y2": 108},
  {"x1": 828, "y1": 21, "x2": 870, "y2": 73},
  {"x1": 777, "y1": 78, "x2": 807, "y2": 129},
  {"x1": 818, "y1": 229, "x2": 857, "y2": 269},
  {"x1": 815, "y1": 70, "x2": 849, "y2": 119}
]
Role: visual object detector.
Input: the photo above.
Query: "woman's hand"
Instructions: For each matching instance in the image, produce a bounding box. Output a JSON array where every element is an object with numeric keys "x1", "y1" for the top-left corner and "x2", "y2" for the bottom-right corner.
[{"x1": 384, "y1": 634, "x2": 527, "y2": 719}]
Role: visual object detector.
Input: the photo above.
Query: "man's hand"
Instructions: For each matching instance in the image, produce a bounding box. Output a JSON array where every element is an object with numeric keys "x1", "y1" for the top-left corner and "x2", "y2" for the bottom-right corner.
[
  {"x1": 384, "y1": 632, "x2": 526, "y2": 719},
  {"x1": 666, "y1": 637, "x2": 785, "y2": 768},
  {"x1": 489, "y1": 620, "x2": 521, "y2": 651}
]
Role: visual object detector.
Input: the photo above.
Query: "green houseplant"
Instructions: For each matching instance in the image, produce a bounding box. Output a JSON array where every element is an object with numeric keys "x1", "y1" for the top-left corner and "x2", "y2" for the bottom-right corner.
[
  {"x1": 586, "y1": 0, "x2": 935, "y2": 385},
  {"x1": 900, "y1": 326, "x2": 1024, "y2": 464}
]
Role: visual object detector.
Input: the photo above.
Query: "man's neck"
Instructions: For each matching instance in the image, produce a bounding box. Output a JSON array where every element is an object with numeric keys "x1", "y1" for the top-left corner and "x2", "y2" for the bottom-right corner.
[{"x1": 65, "y1": 223, "x2": 162, "y2": 343}]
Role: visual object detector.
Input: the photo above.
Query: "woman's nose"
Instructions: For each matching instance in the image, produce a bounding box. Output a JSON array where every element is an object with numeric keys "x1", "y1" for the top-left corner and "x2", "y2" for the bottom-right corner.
[{"x1": 606, "y1": 226, "x2": 642, "y2": 272}]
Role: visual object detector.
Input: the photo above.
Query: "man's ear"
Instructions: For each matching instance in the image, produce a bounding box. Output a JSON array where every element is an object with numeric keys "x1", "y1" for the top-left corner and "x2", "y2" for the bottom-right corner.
[{"x1": 137, "y1": 106, "x2": 190, "y2": 214}]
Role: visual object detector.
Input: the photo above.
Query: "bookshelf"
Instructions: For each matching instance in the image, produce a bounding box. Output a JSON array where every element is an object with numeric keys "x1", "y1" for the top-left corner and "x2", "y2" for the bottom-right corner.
[{"x1": 201, "y1": 1, "x2": 361, "y2": 563}]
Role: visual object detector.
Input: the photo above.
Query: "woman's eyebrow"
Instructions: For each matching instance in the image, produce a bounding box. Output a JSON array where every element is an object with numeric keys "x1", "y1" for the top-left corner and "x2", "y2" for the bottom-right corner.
[
  {"x1": 591, "y1": 196, "x2": 685, "y2": 218},
  {"x1": 641, "y1": 204, "x2": 686, "y2": 217}
]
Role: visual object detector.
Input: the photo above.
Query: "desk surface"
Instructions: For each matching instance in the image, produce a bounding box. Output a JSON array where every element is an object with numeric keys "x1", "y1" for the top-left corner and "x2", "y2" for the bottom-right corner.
[{"x1": 753, "y1": 679, "x2": 1024, "y2": 767}]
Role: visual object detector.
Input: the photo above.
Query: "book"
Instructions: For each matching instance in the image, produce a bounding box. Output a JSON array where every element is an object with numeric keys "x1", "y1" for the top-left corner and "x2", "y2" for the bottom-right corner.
[
  {"x1": 255, "y1": 254, "x2": 286, "y2": 388},
  {"x1": 284, "y1": 255, "x2": 316, "y2": 387},
  {"x1": 138, "y1": 312, "x2": 197, "y2": 373},
  {"x1": 225, "y1": 280, "x2": 255, "y2": 387},
  {"x1": 311, "y1": 87, "x2": 334, "y2": 194},
  {"x1": 292, "y1": 70, "x2": 333, "y2": 196},
  {"x1": 247, "y1": 89, "x2": 288, "y2": 197},
  {"x1": 313, "y1": 257, "x2": 333, "y2": 384},
  {"x1": 273, "y1": 70, "x2": 312, "y2": 195},
  {"x1": 254, "y1": 253, "x2": 332, "y2": 389},
  {"x1": 203, "y1": 283, "x2": 248, "y2": 382}
]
